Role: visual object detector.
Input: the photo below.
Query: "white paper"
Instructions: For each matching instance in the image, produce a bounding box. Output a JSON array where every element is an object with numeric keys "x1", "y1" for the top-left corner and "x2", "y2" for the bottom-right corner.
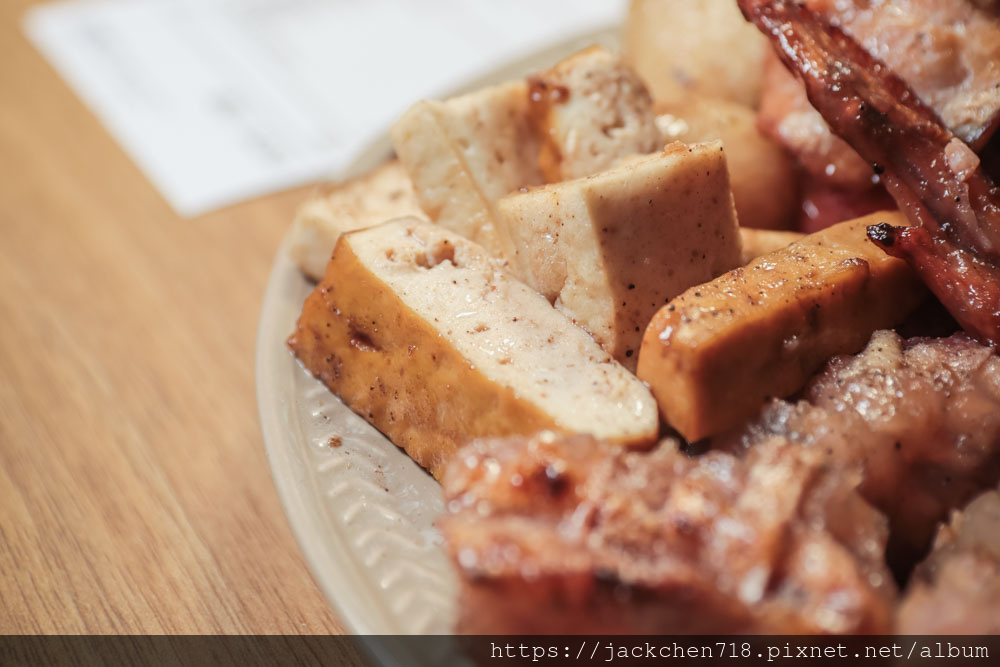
[{"x1": 24, "y1": 0, "x2": 625, "y2": 217}]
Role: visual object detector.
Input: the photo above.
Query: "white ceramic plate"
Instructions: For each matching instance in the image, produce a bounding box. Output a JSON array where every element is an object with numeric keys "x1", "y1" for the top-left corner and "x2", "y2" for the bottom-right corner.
[{"x1": 255, "y1": 26, "x2": 618, "y2": 658}]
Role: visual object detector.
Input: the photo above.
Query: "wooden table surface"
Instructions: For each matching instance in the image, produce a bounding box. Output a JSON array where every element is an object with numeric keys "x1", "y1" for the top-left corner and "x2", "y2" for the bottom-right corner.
[{"x1": 0, "y1": 0, "x2": 364, "y2": 650}]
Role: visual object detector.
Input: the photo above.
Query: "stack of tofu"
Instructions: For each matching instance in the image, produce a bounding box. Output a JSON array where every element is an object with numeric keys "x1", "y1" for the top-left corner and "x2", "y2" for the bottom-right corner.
[
  {"x1": 288, "y1": 46, "x2": 746, "y2": 475},
  {"x1": 288, "y1": 44, "x2": 918, "y2": 475}
]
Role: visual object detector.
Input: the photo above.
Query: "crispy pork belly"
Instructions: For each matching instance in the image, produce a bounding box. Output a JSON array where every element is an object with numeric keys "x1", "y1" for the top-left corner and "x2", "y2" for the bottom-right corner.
[
  {"x1": 726, "y1": 331, "x2": 1000, "y2": 567},
  {"x1": 440, "y1": 433, "x2": 894, "y2": 634},
  {"x1": 744, "y1": 0, "x2": 1000, "y2": 350},
  {"x1": 897, "y1": 489, "x2": 1000, "y2": 633}
]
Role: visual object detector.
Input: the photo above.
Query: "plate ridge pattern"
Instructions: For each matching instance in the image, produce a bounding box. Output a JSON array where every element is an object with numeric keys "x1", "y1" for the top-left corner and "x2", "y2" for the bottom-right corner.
[{"x1": 294, "y1": 362, "x2": 455, "y2": 634}]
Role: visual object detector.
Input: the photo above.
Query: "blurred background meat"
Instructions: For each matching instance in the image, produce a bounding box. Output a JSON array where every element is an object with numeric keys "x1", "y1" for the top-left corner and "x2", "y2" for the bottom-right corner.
[
  {"x1": 725, "y1": 331, "x2": 1000, "y2": 575},
  {"x1": 897, "y1": 489, "x2": 1000, "y2": 633},
  {"x1": 441, "y1": 433, "x2": 894, "y2": 635}
]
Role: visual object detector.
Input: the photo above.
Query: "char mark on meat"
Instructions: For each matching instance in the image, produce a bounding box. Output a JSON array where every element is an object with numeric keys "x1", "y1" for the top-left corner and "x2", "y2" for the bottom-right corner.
[
  {"x1": 739, "y1": 0, "x2": 1000, "y2": 346},
  {"x1": 442, "y1": 332, "x2": 1000, "y2": 633}
]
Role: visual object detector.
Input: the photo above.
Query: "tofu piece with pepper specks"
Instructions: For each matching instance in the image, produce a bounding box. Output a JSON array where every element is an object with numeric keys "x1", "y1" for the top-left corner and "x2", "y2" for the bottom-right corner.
[
  {"x1": 288, "y1": 219, "x2": 659, "y2": 478},
  {"x1": 527, "y1": 46, "x2": 663, "y2": 183},
  {"x1": 637, "y1": 211, "x2": 926, "y2": 442},
  {"x1": 496, "y1": 142, "x2": 742, "y2": 370},
  {"x1": 289, "y1": 160, "x2": 425, "y2": 281},
  {"x1": 390, "y1": 81, "x2": 542, "y2": 257}
]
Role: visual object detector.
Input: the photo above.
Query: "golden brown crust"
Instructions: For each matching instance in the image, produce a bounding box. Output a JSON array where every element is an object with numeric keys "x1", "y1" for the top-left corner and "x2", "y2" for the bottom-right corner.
[
  {"x1": 637, "y1": 211, "x2": 925, "y2": 441},
  {"x1": 288, "y1": 235, "x2": 560, "y2": 478}
]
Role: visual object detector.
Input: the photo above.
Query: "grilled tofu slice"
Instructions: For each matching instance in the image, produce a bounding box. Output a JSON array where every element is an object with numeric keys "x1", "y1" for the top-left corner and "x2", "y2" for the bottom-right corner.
[
  {"x1": 289, "y1": 219, "x2": 659, "y2": 477},
  {"x1": 655, "y1": 97, "x2": 799, "y2": 231},
  {"x1": 637, "y1": 211, "x2": 925, "y2": 441},
  {"x1": 390, "y1": 81, "x2": 542, "y2": 257},
  {"x1": 527, "y1": 46, "x2": 663, "y2": 183},
  {"x1": 739, "y1": 227, "x2": 804, "y2": 265},
  {"x1": 496, "y1": 142, "x2": 741, "y2": 370}
]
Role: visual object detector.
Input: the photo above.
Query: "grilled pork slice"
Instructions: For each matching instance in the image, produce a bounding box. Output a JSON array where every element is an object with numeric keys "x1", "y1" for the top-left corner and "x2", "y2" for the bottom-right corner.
[
  {"x1": 757, "y1": 50, "x2": 875, "y2": 190},
  {"x1": 440, "y1": 432, "x2": 894, "y2": 634},
  {"x1": 289, "y1": 160, "x2": 425, "y2": 281},
  {"x1": 527, "y1": 46, "x2": 663, "y2": 183},
  {"x1": 288, "y1": 219, "x2": 658, "y2": 478},
  {"x1": 727, "y1": 330, "x2": 1000, "y2": 568},
  {"x1": 637, "y1": 212, "x2": 924, "y2": 442},
  {"x1": 804, "y1": 0, "x2": 1000, "y2": 149},
  {"x1": 390, "y1": 81, "x2": 543, "y2": 256},
  {"x1": 757, "y1": 0, "x2": 1000, "y2": 187},
  {"x1": 496, "y1": 143, "x2": 741, "y2": 370},
  {"x1": 897, "y1": 490, "x2": 1000, "y2": 634}
]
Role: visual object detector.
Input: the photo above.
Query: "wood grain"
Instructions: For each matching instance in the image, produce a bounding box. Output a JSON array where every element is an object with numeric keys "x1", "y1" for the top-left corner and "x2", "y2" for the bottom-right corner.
[{"x1": 0, "y1": 0, "x2": 363, "y2": 653}]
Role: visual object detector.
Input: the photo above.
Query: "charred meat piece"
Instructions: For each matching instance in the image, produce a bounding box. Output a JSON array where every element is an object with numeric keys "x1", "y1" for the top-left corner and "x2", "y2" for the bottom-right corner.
[
  {"x1": 725, "y1": 331, "x2": 1000, "y2": 570},
  {"x1": 804, "y1": 0, "x2": 1000, "y2": 150},
  {"x1": 440, "y1": 432, "x2": 894, "y2": 634},
  {"x1": 897, "y1": 489, "x2": 1000, "y2": 633},
  {"x1": 756, "y1": 0, "x2": 1000, "y2": 189},
  {"x1": 868, "y1": 223, "x2": 1000, "y2": 345},
  {"x1": 740, "y1": 0, "x2": 1000, "y2": 345},
  {"x1": 757, "y1": 49, "x2": 875, "y2": 190}
]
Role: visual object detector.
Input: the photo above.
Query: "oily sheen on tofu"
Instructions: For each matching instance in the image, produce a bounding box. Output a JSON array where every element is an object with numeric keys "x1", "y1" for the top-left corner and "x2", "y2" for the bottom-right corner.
[
  {"x1": 637, "y1": 212, "x2": 925, "y2": 442},
  {"x1": 288, "y1": 219, "x2": 658, "y2": 478},
  {"x1": 390, "y1": 81, "x2": 542, "y2": 257},
  {"x1": 496, "y1": 142, "x2": 741, "y2": 370}
]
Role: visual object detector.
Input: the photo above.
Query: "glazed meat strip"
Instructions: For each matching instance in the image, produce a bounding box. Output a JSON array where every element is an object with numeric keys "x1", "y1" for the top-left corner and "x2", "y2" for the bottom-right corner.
[
  {"x1": 868, "y1": 223, "x2": 1000, "y2": 348},
  {"x1": 440, "y1": 432, "x2": 894, "y2": 635},
  {"x1": 757, "y1": 48, "x2": 874, "y2": 191},
  {"x1": 897, "y1": 488, "x2": 1000, "y2": 634},
  {"x1": 724, "y1": 331, "x2": 1000, "y2": 570},
  {"x1": 740, "y1": 0, "x2": 1000, "y2": 345},
  {"x1": 757, "y1": 0, "x2": 1000, "y2": 185},
  {"x1": 803, "y1": 0, "x2": 1000, "y2": 150}
]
